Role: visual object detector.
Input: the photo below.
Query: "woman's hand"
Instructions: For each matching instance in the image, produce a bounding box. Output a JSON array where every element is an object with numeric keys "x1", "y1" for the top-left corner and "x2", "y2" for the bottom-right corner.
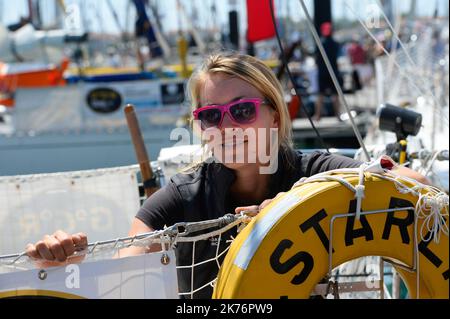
[
  {"x1": 26, "y1": 230, "x2": 88, "y2": 268},
  {"x1": 235, "y1": 192, "x2": 287, "y2": 216}
]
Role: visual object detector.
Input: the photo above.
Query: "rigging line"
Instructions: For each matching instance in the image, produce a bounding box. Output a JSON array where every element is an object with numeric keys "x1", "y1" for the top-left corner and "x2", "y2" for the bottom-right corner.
[
  {"x1": 296, "y1": 0, "x2": 371, "y2": 160},
  {"x1": 106, "y1": 0, "x2": 124, "y2": 35},
  {"x1": 373, "y1": 0, "x2": 447, "y2": 117},
  {"x1": 268, "y1": 0, "x2": 330, "y2": 153},
  {"x1": 175, "y1": 0, "x2": 182, "y2": 33},
  {"x1": 344, "y1": 1, "x2": 449, "y2": 124},
  {"x1": 374, "y1": 0, "x2": 415, "y2": 67},
  {"x1": 351, "y1": 2, "x2": 448, "y2": 122}
]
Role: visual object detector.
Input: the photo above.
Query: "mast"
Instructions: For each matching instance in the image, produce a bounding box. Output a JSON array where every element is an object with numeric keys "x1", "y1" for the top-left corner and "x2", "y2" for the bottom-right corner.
[
  {"x1": 447, "y1": 0, "x2": 449, "y2": 19},
  {"x1": 313, "y1": 0, "x2": 332, "y2": 33},
  {"x1": 147, "y1": 0, "x2": 163, "y2": 33},
  {"x1": 131, "y1": 0, "x2": 166, "y2": 59},
  {"x1": 408, "y1": 0, "x2": 417, "y2": 21},
  {"x1": 284, "y1": 0, "x2": 290, "y2": 44},
  {"x1": 0, "y1": 1, "x2": 3, "y2": 25},
  {"x1": 79, "y1": 0, "x2": 89, "y2": 33},
  {"x1": 210, "y1": 0, "x2": 216, "y2": 31},
  {"x1": 125, "y1": 0, "x2": 131, "y2": 36},
  {"x1": 54, "y1": 0, "x2": 65, "y2": 29},
  {"x1": 27, "y1": 0, "x2": 33, "y2": 22},
  {"x1": 341, "y1": 0, "x2": 347, "y2": 21},
  {"x1": 106, "y1": 0, "x2": 124, "y2": 35},
  {"x1": 380, "y1": 0, "x2": 394, "y2": 25},
  {"x1": 35, "y1": 0, "x2": 42, "y2": 29},
  {"x1": 176, "y1": 0, "x2": 205, "y2": 54},
  {"x1": 190, "y1": 0, "x2": 199, "y2": 32},
  {"x1": 146, "y1": 0, "x2": 171, "y2": 58},
  {"x1": 228, "y1": 0, "x2": 239, "y2": 50},
  {"x1": 27, "y1": 0, "x2": 43, "y2": 29},
  {"x1": 210, "y1": 0, "x2": 219, "y2": 41},
  {"x1": 433, "y1": 0, "x2": 439, "y2": 18},
  {"x1": 94, "y1": 0, "x2": 104, "y2": 34}
]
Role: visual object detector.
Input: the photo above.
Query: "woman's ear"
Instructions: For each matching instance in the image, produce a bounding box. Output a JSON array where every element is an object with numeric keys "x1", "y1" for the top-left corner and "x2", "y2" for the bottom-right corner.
[{"x1": 271, "y1": 110, "x2": 280, "y2": 128}]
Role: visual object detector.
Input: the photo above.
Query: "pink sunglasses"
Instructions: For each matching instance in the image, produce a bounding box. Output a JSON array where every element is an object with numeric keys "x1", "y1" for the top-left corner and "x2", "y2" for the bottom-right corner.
[{"x1": 192, "y1": 98, "x2": 270, "y2": 129}]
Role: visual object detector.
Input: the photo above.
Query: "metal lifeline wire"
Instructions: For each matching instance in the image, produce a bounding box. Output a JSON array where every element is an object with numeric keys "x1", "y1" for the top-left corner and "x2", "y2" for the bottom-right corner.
[
  {"x1": 0, "y1": 164, "x2": 142, "y2": 183},
  {"x1": 0, "y1": 213, "x2": 250, "y2": 298},
  {"x1": 1, "y1": 164, "x2": 447, "y2": 298}
]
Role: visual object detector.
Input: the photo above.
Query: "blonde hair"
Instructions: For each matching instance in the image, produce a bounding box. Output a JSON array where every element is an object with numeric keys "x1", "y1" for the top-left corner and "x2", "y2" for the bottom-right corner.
[
  {"x1": 189, "y1": 52, "x2": 293, "y2": 146},
  {"x1": 183, "y1": 52, "x2": 295, "y2": 172}
]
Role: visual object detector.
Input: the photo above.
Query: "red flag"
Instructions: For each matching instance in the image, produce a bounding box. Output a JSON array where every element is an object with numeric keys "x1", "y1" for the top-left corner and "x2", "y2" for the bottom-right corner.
[{"x1": 246, "y1": 0, "x2": 276, "y2": 43}]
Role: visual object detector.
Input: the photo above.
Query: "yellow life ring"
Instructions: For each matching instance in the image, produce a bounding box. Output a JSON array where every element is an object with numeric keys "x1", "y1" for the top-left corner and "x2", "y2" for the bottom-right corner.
[{"x1": 213, "y1": 172, "x2": 449, "y2": 299}]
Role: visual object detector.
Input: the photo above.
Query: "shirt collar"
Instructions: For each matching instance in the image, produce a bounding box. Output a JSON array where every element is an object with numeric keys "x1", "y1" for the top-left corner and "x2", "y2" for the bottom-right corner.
[{"x1": 208, "y1": 148, "x2": 295, "y2": 205}]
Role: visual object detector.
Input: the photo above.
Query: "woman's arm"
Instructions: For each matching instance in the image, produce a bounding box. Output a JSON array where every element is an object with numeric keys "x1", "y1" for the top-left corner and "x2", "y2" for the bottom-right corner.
[
  {"x1": 117, "y1": 182, "x2": 184, "y2": 257},
  {"x1": 26, "y1": 182, "x2": 183, "y2": 267},
  {"x1": 236, "y1": 154, "x2": 432, "y2": 214},
  {"x1": 26, "y1": 218, "x2": 161, "y2": 268},
  {"x1": 113, "y1": 218, "x2": 161, "y2": 258},
  {"x1": 391, "y1": 165, "x2": 432, "y2": 185}
]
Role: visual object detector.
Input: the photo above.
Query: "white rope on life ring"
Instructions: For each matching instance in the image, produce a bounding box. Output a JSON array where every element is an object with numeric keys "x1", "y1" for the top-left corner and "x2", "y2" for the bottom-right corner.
[{"x1": 213, "y1": 165, "x2": 449, "y2": 299}]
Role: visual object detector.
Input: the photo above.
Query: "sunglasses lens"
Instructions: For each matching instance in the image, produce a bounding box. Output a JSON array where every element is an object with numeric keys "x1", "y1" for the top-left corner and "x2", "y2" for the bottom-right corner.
[
  {"x1": 197, "y1": 108, "x2": 222, "y2": 128},
  {"x1": 230, "y1": 102, "x2": 257, "y2": 123}
]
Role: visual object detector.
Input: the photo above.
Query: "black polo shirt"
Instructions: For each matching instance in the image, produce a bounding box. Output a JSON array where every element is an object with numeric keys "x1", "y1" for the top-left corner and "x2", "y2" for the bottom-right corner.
[{"x1": 136, "y1": 149, "x2": 362, "y2": 298}]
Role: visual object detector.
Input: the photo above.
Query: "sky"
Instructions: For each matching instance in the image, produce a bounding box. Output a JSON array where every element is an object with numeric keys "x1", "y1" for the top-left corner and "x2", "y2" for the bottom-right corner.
[{"x1": 0, "y1": 0, "x2": 448, "y2": 34}]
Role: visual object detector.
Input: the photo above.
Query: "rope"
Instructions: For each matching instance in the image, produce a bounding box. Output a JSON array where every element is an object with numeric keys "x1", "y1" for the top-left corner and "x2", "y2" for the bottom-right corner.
[
  {"x1": 291, "y1": 159, "x2": 449, "y2": 243},
  {"x1": 0, "y1": 214, "x2": 248, "y2": 265},
  {"x1": 2, "y1": 162, "x2": 447, "y2": 298},
  {"x1": 354, "y1": 163, "x2": 368, "y2": 220},
  {"x1": 423, "y1": 150, "x2": 448, "y2": 176},
  {"x1": 291, "y1": 159, "x2": 448, "y2": 299},
  {"x1": 416, "y1": 192, "x2": 449, "y2": 244}
]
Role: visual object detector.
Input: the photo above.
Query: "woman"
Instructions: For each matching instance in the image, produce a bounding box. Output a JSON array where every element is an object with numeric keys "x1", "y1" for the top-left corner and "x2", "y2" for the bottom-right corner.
[{"x1": 26, "y1": 52, "x2": 429, "y2": 298}]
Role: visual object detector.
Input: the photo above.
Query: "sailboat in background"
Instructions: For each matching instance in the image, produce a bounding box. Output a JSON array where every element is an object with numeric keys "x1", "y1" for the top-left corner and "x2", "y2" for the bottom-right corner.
[
  {"x1": 360, "y1": 0, "x2": 449, "y2": 192},
  {"x1": 0, "y1": 0, "x2": 191, "y2": 176},
  {"x1": 0, "y1": 0, "x2": 447, "y2": 300}
]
